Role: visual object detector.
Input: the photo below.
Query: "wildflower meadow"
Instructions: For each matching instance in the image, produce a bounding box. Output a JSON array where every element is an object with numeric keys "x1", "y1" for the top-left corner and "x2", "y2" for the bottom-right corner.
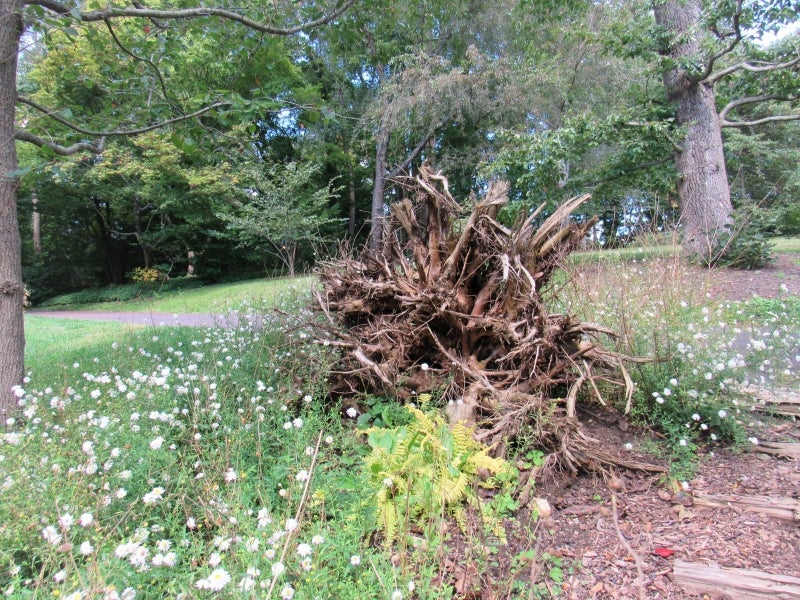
[{"x1": 2, "y1": 258, "x2": 799, "y2": 598}]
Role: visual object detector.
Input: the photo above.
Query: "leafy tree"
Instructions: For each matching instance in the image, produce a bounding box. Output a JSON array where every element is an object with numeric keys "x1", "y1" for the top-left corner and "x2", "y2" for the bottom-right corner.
[
  {"x1": 216, "y1": 161, "x2": 341, "y2": 276},
  {"x1": 634, "y1": 0, "x2": 799, "y2": 259},
  {"x1": 0, "y1": 0, "x2": 352, "y2": 422}
]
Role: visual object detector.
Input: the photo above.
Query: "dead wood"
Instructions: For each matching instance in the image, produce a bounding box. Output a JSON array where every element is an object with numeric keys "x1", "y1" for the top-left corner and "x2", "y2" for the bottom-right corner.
[
  {"x1": 313, "y1": 165, "x2": 658, "y2": 473},
  {"x1": 673, "y1": 560, "x2": 800, "y2": 599},
  {"x1": 692, "y1": 492, "x2": 800, "y2": 522}
]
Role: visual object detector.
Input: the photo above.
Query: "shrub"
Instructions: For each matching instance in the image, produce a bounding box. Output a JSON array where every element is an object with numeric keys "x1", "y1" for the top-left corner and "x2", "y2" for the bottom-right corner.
[{"x1": 700, "y1": 208, "x2": 774, "y2": 270}]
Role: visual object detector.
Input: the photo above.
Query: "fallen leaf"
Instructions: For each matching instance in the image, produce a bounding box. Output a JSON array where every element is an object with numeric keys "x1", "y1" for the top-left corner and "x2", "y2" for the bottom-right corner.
[{"x1": 653, "y1": 547, "x2": 674, "y2": 558}]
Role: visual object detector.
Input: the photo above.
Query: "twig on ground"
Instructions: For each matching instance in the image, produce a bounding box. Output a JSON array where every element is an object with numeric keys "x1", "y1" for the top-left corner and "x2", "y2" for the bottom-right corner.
[{"x1": 611, "y1": 492, "x2": 646, "y2": 600}]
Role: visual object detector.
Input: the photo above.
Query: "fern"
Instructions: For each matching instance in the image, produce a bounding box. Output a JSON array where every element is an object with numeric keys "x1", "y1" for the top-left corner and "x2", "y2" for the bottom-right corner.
[{"x1": 363, "y1": 404, "x2": 515, "y2": 547}]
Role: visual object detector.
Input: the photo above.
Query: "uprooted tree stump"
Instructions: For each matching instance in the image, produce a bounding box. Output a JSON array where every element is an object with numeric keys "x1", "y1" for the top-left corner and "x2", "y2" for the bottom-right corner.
[{"x1": 313, "y1": 165, "x2": 661, "y2": 474}]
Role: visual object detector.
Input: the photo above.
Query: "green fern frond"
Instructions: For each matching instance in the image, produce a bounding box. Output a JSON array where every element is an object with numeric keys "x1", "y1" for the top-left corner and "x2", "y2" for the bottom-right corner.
[{"x1": 360, "y1": 401, "x2": 515, "y2": 548}]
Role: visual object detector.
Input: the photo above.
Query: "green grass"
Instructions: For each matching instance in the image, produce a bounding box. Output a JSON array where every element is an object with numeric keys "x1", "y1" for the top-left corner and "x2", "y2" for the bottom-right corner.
[
  {"x1": 24, "y1": 317, "x2": 145, "y2": 378},
  {"x1": 772, "y1": 236, "x2": 800, "y2": 254},
  {"x1": 36, "y1": 275, "x2": 316, "y2": 313},
  {"x1": 10, "y1": 289, "x2": 438, "y2": 600},
  {"x1": 569, "y1": 243, "x2": 677, "y2": 265}
]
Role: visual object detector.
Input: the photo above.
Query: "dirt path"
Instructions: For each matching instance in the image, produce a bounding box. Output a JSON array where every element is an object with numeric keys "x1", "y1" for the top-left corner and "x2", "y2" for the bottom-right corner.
[{"x1": 25, "y1": 310, "x2": 261, "y2": 329}]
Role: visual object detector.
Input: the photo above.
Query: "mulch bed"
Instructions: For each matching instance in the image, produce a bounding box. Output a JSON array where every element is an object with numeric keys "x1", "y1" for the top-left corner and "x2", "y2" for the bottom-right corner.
[{"x1": 442, "y1": 254, "x2": 800, "y2": 599}]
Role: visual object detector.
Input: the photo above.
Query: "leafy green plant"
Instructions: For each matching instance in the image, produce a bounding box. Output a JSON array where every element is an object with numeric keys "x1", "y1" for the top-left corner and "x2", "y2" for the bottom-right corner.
[
  {"x1": 363, "y1": 398, "x2": 514, "y2": 547},
  {"x1": 697, "y1": 208, "x2": 774, "y2": 270},
  {"x1": 355, "y1": 395, "x2": 413, "y2": 429},
  {"x1": 129, "y1": 266, "x2": 164, "y2": 284}
]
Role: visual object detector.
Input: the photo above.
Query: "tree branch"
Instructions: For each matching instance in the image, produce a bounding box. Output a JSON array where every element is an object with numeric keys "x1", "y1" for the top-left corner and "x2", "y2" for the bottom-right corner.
[
  {"x1": 719, "y1": 92, "x2": 800, "y2": 127},
  {"x1": 695, "y1": 0, "x2": 744, "y2": 82},
  {"x1": 103, "y1": 18, "x2": 178, "y2": 109},
  {"x1": 17, "y1": 95, "x2": 230, "y2": 137},
  {"x1": 387, "y1": 128, "x2": 439, "y2": 180},
  {"x1": 13, "y1": 130, "x2": 105, "y2": 155},
  {"x1": 708, "y1": 53, "x2": 800, "y2": 84},
  {"x1": 23, "y1": 0, "x2": 354, "y2": 36}
]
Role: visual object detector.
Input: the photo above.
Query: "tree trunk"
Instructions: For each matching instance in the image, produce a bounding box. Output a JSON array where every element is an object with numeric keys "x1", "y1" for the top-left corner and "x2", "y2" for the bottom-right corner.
[
  {"x1": 32, "y1": 195, "x2": 42, "y2": 253},
  {"x1": 347, "y1": 151, "x2": 357, "y2": 238},
  {"x1": 653, "y1": 0, "x2": 733, "y2": 261},
  {"x1": 133, "y1": 196, "x2": 154, "y2": 268},
  {"x1": 0, "y1": 0, "x2": 25, "y2": 425},
  {"x1": 369, "y1": 114, "x2": 390, "y2": 251}
]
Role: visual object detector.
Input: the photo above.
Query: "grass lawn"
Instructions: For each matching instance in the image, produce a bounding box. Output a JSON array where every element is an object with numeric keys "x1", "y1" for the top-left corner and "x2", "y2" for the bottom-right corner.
[
  {"x1": 772, "y1": 236, "x2": 800, "y2": 254},
  {"x1": 37, "y1": 275, "x2": 316, "y2": 313}
]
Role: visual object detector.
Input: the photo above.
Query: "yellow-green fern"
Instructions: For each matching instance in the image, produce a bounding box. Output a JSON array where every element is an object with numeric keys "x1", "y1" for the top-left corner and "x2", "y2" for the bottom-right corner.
[{"x1": 363, "y1": 403, "x2": 514, "y2": 547}]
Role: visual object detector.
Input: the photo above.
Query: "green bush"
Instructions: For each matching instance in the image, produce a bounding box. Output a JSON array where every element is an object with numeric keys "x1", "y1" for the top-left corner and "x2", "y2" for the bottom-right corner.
[
  {"x1": 698, "y1": 209, "x2": 774, "y2": 270},
  {"x1": 37, "y1": 277, "x2": 204, "y2": 307}
]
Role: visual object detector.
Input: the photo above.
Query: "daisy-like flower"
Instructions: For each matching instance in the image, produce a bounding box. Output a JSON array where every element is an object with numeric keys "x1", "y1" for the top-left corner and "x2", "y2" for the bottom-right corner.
[
  {"x1": 78, "y1": 512, "x2": 94, "y2": 527},
  {"x1": 80, "y1": 541, "x2": 94, "y2": 555},
  {"x1": 149, "y1": 436, "x2": 164, "y2": 450},
  {"x1": 284, "y1": 518, "x2": 298, "y2": 532},
  {"x1": 345, "y1": 407, "x2": 358, "y2": 418},
  {"x1": 392, "y1": 590, "x2": 403, "y2": 600},
  {"x1": 280, "y1": 584, "x2": 295, "y2": 599},
  {"x1": 142, "y1": 487, "x2": 164, "y2": 505},
  {"x1": 296, "y1": 543, "x2": 312, "y2": 557},
  {"x1": 271, "y1": 562, "x2": 285, "y2": 577},
  {"x1": 224, "y1": 469, "x2": 237, "y2": 483},
  {"x1": 296, "y1": 470, "x2": 309, "y2": 482},
  {"x1": 58, "y1": 513, "x2": 75, "y2": 531},
  {"x1": 350, "y1": 554, "x2": 361, "y2": 566},
  {"x1": 311, "y1": 534, "x2": 324, "y2": 545},
  {"x1": 204, "y1": 568, "x2": 231, "y2": 591},
  {"x1": 42, "y1": 526, "x2": 62, "y2": 546}
]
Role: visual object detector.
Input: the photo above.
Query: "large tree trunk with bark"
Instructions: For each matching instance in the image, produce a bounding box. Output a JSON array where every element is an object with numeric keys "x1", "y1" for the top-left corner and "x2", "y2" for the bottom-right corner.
[
  {"x1": 0, "y1": 0, "x2": 25, "y2": 425},
  {"x1": 653, "y1": 0, "x2": 733, "y2": 262}
]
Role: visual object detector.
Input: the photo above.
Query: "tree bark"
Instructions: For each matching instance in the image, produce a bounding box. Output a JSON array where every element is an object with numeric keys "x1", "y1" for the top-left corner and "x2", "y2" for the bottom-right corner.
[
  {"x1": 32, "y1": 195, "x2": 42, "y2": 253},
  {"x1": 653, "y1": 0, "x2": 733, "y2": 261},
  {"x1": 369, "y1": 112, "x2": 390, "y2": 251},
  {"x1": 0, "y1": 0, "x2": 25, "y2": 424}
]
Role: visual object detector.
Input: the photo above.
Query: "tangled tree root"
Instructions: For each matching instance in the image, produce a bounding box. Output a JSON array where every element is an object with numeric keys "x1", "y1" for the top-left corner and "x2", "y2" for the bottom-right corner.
[{"x1": 314, "y1": 165, "x2": 663, "y2": 474}]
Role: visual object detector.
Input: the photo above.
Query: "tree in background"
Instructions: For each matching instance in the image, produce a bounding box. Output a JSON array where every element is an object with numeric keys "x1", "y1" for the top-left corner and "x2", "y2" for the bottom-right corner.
[
  {"x1": 639, "y1": 0, "x2": 799, "y2": 260},
  {"x1": 0, "y1": 0, "x2": 351, "y2": 422},
  {"x1": 216, "y1": 161, "x2": 342, "y2": 276}
]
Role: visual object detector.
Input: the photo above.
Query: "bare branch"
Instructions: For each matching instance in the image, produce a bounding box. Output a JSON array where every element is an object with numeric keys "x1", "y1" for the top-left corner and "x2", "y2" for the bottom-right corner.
[
  {"x1": 708, "y1": 53, "x2": 800, "y2": 84},
  {"x1": 387, "y1": 128, "x2": 438, "y2": 180},
  {"x1": 23, "y1": 0, "x2": 354, "y2": 36},
  {"x1": 103, "y1": 18, "x2": 178, "y2": 109},
  {"x1": 14, "y1": 130, "x2": 105, "y2": 155},
  {"x1": 695, "y1": 0, "x2": 743, "y2": 82},
  {"x1": 719, "y1": 92, "x2": 800, "y2": 127},
  {"x1": 17, "y1": 95, "x2": 230, "y2": 137}
]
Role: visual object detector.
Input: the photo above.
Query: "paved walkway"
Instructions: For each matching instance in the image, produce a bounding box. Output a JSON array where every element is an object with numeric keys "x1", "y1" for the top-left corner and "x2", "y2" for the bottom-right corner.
[{"x1": 26, "y1": 310, "x2": 261, "y2": 329}]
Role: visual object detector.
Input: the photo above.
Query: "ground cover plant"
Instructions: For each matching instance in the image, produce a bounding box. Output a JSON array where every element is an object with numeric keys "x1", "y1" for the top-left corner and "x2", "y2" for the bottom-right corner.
[
  {"x1": 4, "y1": 289, "x2": 429, "y2": 600},
  {"x1": 3, "y1": 246, "x2": 799, "y2": 598}
]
